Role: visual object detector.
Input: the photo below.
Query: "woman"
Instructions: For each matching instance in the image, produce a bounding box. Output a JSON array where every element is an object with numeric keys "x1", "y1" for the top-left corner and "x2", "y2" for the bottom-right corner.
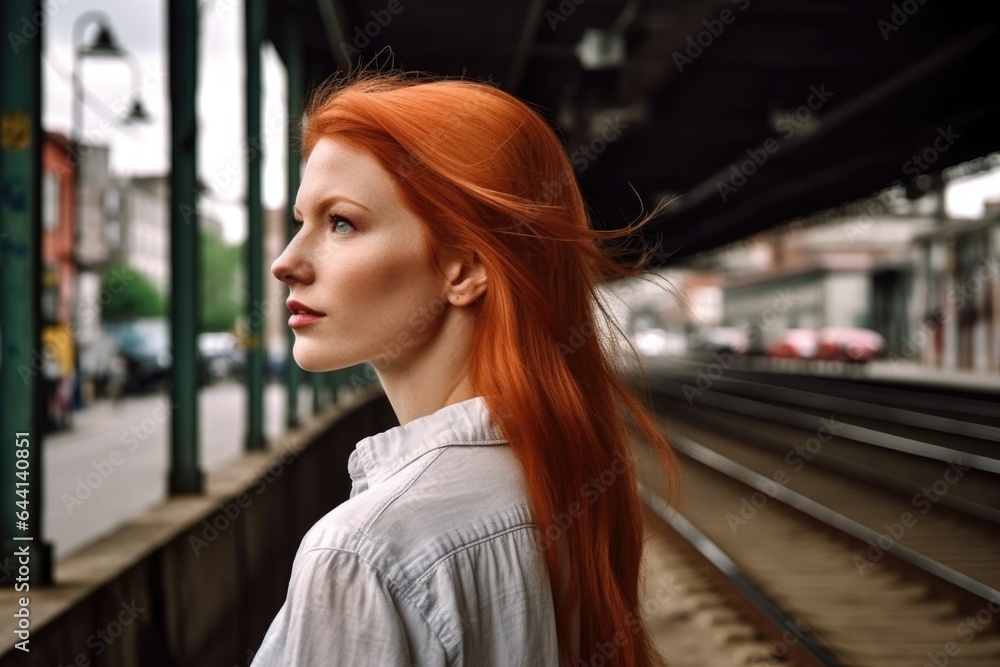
[{"x1": 254, "y1": 72, "x2": 680, "y2": 667}]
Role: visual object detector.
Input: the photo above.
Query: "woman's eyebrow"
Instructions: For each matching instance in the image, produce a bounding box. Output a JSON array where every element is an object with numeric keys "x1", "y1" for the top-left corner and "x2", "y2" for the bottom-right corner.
[{"x1": 294, "y1": 194, "x2": 372, "y2": 219}]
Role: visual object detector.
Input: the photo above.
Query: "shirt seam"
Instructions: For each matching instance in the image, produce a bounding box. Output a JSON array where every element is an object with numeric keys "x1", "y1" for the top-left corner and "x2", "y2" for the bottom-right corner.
[
  {"x1": 405, "y1": 521, "x2": 540, "y2": 595},
  {"x1": 360, "y1": 442, "x2": 520, "y2": 543},
  {"x1": 367, "y1": 438, "x2": 509, "y2": 487},
  {"x1": 359, "y1": 449, "x2": 444, "y2": 539},
  {"x1": 401, "y1": 522, "x2": 542, "y2": 658}
]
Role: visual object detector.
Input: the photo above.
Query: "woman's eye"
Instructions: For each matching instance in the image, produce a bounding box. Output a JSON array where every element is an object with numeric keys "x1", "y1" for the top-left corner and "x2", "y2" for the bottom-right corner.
[
  {"x1": 291, "y1": 218, "x2": 304, "y2": 231},
  {"x1": 329, "y1": 214, "x2": 356, "y2": 234}
]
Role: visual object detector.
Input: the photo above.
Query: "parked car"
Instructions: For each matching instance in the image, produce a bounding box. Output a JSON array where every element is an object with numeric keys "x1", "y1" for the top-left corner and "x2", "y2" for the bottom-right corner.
[
  {"x1": 632, "y1": 327, "x2": 687, "y2": 357},
  {"x1": 198, "y1": 332, "x2": 246, "y2": 381},
  {"x1": 104, "y1": 318, "x2": 172, "y2": 394},
  {"x1": 817, "y1": 327, "x2": 886, "y2": 362},
  {"x1": 766, "y1": 328, "x2": 820, "y2": 359},
  {"x1": 692, "y1": 326, "x2": 749, "y2": 355},
  {"x1": 105, "y1": 318, "x2": 218, "y2": 393}
]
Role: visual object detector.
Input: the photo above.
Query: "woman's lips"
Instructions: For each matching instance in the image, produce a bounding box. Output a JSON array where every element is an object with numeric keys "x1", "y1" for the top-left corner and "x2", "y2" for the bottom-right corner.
[
  {"x1": 288, "y1": 312, "x2": 325, "y2": 328},
  {"x1": 287, "y1": 299, "x2": 326, "y2": 329}
]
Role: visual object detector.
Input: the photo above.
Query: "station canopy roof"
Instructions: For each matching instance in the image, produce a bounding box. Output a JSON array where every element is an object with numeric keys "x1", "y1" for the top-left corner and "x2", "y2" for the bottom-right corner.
[{"x1": 267, "y1": 0, "x2": 1000, "y2": 263}]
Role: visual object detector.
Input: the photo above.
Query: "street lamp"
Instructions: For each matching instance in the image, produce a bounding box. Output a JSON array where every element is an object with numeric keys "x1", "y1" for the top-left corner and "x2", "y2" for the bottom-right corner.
[
  {"x1": 68, "y1": 11, "x2": 151, "y2": 408},
  {"x1": 71, "y1": 11, "x2": 152, "y2": 147}
]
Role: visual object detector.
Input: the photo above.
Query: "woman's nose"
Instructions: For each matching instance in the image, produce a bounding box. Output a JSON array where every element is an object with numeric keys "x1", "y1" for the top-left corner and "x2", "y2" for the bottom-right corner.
[{"x1": 271, "y1": 240, "x2": 312, "y2": 285}]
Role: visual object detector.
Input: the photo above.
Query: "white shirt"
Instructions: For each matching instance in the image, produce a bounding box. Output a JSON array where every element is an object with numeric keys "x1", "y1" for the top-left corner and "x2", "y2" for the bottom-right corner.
[{"x1": 250, "y1": 395, "x2": 560, "y2": 666}]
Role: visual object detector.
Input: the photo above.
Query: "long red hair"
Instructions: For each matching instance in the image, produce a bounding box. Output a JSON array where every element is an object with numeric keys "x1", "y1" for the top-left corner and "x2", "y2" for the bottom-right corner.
[{"x1": 302, "y1": 72, "x2": 680, "y2": 667}]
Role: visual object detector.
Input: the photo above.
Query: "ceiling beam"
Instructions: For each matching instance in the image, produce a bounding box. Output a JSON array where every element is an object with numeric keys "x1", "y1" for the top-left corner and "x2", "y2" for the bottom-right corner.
[
  {"x1": 657, "y1": 24, "x2": 999, "y2": 221},
  {"x1": 315, "y1": 0, "x2": 351, "y2": 71},
  {"x1": 505, "y1": 0, "x2": 548, "y2": 93}
]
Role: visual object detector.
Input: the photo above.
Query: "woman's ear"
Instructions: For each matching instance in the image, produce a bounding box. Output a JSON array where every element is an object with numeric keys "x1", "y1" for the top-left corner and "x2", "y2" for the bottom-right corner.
[{"x1": 441, "y1": 250, "x2": 487, "y2": 307}]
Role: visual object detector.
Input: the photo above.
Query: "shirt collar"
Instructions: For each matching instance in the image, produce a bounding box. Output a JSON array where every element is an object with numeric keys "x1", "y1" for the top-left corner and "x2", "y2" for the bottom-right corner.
[{"x1": 348, "y1": 395, "x2": 508, "y2": 494}]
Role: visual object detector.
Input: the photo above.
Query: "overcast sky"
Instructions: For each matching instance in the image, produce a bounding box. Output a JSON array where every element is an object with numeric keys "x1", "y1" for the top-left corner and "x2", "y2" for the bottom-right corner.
[{"x1": 42, "y1": 0, "x2": 999, "y2": 245}]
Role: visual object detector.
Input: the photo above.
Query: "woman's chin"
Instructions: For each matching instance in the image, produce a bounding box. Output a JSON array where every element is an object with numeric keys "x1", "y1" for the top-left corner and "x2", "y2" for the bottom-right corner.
[{"x1": 292, "y1": 347, "x2": 353, "y2": 373}]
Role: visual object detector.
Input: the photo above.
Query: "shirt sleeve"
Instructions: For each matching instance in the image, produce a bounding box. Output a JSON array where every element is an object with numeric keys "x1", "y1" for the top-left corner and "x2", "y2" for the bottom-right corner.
[{"x1": 255, "y1": 548, "x2": 416, "y2": 666}]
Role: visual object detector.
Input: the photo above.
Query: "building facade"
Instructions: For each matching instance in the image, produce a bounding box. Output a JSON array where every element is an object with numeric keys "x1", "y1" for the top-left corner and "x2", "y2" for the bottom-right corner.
[
  {"x1": 911, "y1": 203, "x2": 1000, "y2": 372},
  {"x1": 707, "y1": 189, "x2": 999, "y2": 372},
  {"x1": 110, "y1": 175, "x2": 170, "y2": 291},
  {"x1": 41, "y1": 132, "x2": 77, "y2": 428}
]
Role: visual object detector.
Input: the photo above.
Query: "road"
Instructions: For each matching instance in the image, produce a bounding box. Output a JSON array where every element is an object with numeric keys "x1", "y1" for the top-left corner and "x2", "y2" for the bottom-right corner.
[{"x1": 42, "y1": 381, "x2": 317, "y2": 560}]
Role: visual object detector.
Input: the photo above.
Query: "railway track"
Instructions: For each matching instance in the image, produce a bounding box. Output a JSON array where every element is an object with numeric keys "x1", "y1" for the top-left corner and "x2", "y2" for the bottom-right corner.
[
  {"x1": 633, "y1": 354, "x2": 1000, "y2": 514},
  {"x1": 636, "y1": 503, "x2": 800, "y2": 666},
  {"x1": 627, "y1": 360, "x2": 1000, "y2": 666}
]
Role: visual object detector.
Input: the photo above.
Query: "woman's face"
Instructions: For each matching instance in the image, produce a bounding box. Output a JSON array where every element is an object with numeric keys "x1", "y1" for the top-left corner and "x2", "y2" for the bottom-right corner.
[{"x1": 271, "y1": 136, "x2": 447, "y2": 373}]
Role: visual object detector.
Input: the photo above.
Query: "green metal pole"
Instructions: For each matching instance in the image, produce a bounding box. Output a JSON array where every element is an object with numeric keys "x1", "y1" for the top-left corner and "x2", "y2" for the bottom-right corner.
[
  {"x1": 245, "y1": 0, "x2": 266, "y2": 450},
  {"x1": 312, "y1": 372, "x2": 323, "y2": 414},
  {"x1": 325, "y1": 372, "x2": 336, "y2": 407},
  {"x1": 168, "y1": 0, "x2": 204, "y2": 493},
  {"x1": 283, "y1": 15, "x2": 303, "y2": 429},
  {"x1": 0, "y1": 0, "x2": 54, "y2": 587},
  {"x1": 332, "y1": 367, "x2": 352, "y2": 402}
]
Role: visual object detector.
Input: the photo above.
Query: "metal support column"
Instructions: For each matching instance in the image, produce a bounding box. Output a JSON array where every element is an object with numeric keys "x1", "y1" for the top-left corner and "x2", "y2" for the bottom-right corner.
[
  {"x1": 168, "y1": 0, "x2": 204, "y2": 493},
  {"x1": 245, "y1": 0, "x2": 266, "y2": 450},
  {"x1": 283, "y1": 15, "x2": 304, "y2": 429},
  {"x1": 0, "y1": 0, "x2": 55, "y2": 586},
  {"x1": 325, "y1": 372, "x2": 337, "y2": 407},
  {"x1": 332, "y1": 367, "x2": 352, "y2": 402},
  {"x1": 312, "y1": 372, "x2": 324, "y2": 413}
]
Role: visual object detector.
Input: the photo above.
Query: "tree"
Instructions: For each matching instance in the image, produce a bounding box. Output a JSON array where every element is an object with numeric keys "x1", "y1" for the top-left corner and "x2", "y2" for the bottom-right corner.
[
  {"x1": 100, "y1": 265, "x2": 165, "y2": 321},
  {"x1": 200, "y1": 229, "x2": 244, "y2": 332}
]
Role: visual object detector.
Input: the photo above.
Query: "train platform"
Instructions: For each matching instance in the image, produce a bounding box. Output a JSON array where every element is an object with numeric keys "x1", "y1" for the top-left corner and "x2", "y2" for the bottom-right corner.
[{"x1": 731, "y1": 356, "x2": 1000, "y2": 393}]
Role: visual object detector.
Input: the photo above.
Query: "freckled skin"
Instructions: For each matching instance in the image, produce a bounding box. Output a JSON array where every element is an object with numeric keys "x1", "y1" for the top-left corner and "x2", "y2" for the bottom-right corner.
[{"x1": 271, "y1": 137, "x2": 486, "y2": 425}]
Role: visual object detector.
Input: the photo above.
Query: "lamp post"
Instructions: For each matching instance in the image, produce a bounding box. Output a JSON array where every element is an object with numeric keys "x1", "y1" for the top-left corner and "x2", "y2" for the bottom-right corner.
[
  {"x1": 72, "y1": 12, "x2": 123, "y2": 145},
  {"x1": 71, "y1": 12, "x2": 151, "y2": 140},
  {"x1": 69, "y1": 11, "x2": 150, "y2": 406}
]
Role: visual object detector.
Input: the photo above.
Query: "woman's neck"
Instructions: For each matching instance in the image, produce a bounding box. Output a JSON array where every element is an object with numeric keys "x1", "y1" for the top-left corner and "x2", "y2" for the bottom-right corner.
[{"x1": 376, "y1": 304, "x2": 478, "y2": 426}]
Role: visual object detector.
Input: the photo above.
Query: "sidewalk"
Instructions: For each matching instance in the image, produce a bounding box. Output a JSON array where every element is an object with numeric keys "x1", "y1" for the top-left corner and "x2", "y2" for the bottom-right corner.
[{"x1": 43, "y1": 382, "x2": 314, "y2": 562}]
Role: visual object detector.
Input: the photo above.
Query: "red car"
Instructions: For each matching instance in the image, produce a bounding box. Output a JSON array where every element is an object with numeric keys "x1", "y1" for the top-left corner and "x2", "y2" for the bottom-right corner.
[
  {"x1": 817, "y1": 327, "x2": 886, "y2": 362},
  {"x1": 766, "y1": 328, "x2": 819, "y2": 359}
]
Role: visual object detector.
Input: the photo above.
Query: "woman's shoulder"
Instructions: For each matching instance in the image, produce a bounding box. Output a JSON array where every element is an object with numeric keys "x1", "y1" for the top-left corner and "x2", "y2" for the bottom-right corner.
[
  {"x1": 297, "y1": 442, "x2": 540, "y2": 587},
  {"x1": 280, "y1": 444, "x2": 555, "y2": 663}
]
